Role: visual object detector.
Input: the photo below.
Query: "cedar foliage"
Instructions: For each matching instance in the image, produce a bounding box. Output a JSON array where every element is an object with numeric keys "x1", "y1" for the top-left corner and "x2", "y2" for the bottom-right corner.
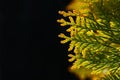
[{"x1": 57, "y1": 0, "x2": 120, "y2": 80}]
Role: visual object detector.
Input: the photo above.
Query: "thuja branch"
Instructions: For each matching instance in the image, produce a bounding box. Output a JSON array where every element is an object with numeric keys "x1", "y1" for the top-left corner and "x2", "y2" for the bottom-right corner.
[{"x1": 57, "y1": 0, "x2": 120, "y2": 79}]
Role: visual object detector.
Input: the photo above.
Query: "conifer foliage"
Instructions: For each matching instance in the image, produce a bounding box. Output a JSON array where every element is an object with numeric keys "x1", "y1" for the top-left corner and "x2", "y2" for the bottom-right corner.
[{"x1": 57, "y1": 0, "x2": 120, "y2": 80}]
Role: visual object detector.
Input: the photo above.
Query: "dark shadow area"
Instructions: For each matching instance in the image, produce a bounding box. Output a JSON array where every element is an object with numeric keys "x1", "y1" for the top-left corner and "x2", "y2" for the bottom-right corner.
[
  {"x1": 0, "y1": 0, "x2": 80, "y2": 80},
  {"x1": 1, "y1": 0, "x2": 32, "y2": 80}
]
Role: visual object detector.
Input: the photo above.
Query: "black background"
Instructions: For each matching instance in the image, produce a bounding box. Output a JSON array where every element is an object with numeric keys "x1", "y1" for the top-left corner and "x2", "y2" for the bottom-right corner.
[{"x1": 0, "y1": 0, "x2": 80, "y2": 80}]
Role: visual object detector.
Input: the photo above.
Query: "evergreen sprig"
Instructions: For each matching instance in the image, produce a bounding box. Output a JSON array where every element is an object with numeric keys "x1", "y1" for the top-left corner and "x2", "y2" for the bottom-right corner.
[{"x1": 57, "y1": 0, "x2": 120, "y2": 79}]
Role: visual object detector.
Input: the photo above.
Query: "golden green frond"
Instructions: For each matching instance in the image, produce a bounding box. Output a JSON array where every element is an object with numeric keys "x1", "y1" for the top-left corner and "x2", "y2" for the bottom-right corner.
[{"x1": 57, "y1": 0, "x2": 120, "y2": 80}]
